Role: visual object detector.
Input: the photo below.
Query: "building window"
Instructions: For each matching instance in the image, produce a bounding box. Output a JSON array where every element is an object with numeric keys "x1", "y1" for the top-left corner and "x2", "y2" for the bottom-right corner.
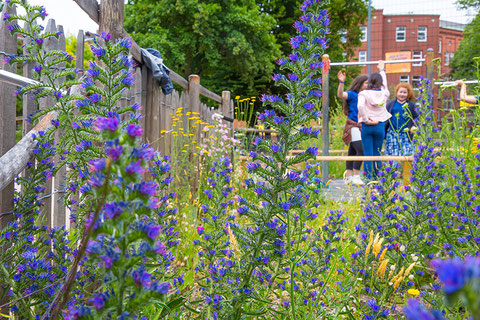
[
  {"x1": 359, "y1": 51, "x2": 367, "y2": 62},
  {"x1": 412, "y1": 51, "x2": 423, "y2": 66},
  {"x1": 396, "y1": 26, "x2": 406, "y2": 42},
  {"x1": 360, "y1": 26, "x2": 367, "y2": 42},
  {"x1": 444, "y1": 100, "x2": 454, "y2": 111},
  {"x1": 417, "y1": 26, "x2": 427, "y2": 42},
  {"x1": 445, "y1": 51, "x2": 450, "y2": 66},
  {"x1": 439, "y1": 40, "x2": 442, "y2": 54},
  {"x1": 400, "y1": 75, "x2": 410, "y2": 83},
  {"x1": 339, "y1": 29, "x2": 347, "y2": 43},
  {"x1": 412, "y1": 75, "x2": 422, "y2": 89}
]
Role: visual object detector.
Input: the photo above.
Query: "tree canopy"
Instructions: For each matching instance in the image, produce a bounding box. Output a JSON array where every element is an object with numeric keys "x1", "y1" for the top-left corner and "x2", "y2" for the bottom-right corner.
[
  {"x1": 450, "y1": 12, "x2": 480, "y2": 80},
  {"x1": 124, "y1": 0, "x2": 281, "y2": 96},
  {"x1": 124, "y1": 0, "x2": 368, "y2": 104}
]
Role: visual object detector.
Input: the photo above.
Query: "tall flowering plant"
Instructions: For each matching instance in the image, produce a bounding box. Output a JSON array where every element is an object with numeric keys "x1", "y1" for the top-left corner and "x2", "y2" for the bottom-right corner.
[
  {"x1": 2, "y1": 1, "x2": 181, "y2": 318},
  {"x1": 191, "y1": 1, "x2": 331, "y2": 318}
]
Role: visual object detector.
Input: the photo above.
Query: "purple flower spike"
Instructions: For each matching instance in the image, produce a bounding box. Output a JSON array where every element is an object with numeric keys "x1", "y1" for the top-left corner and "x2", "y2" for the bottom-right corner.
[
  {"x1": 431, "y1": 257, "x2": 466, "y2": 294},
  {"x1": 125, "y1": 160, "x2": 145, "y2": 175},
  {"x1": 35, "y1": 38, "x2": 43, "y2": 45},
  {"x1": 147, "y1": 224, "x2": 161, "y2": 240},
  {"x1": 53, "y1": 91, "x2": 62, "y2": 99},
  {"x1": 126, "y1": 124, "x2": 143, "y2": 137},
  {"x1": 403, "y1": 299, "x2": 445, "y2": 320},
  {"x1": 100, "y1": 32, "x2": 111, "y2": 41},
  {"x1": 95, "y1": 116, "x2": 119, "y2": 132},
  {"x1": 91, "y1": 294, "x2": 105, "y2": 310}
]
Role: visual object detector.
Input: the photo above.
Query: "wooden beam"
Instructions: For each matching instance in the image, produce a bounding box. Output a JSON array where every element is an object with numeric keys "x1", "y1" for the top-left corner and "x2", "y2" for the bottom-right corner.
[
  {"x1": 239, "y1": 155, "x2": 414, "y2": 162},
  {"x1": 0, "y1": 4, "x2": 17, "y2": 233},
  {"x1": 0, "y1": 111, "x2": 59, "y2": 192},
  {"x1": 200, "y1": 85, "x2": 222, "y2": 103},
  {"x1": 99, "y1": 0, "x2": 124, "y2": 40},
  {"x1": 73, "y1": 0, "x2": 100, "y2": 24}
]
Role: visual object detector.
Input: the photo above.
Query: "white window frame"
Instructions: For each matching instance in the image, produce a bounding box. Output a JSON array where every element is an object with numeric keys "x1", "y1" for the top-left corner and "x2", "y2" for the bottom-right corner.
[
  {"x1": 417, "y1": 26, "x2": 427, "y2": 42},
  {"x1": 412, "y1": 51, "x2": 423, "y2": 66},
  {"x1": 339, "y1": 29, "x2": 347, "y2": 43},
  {"x1": 396, "y1": 26, "x2": 406, "y2": 42},
  {"x1": 439, "y1": 40, "x2": 442, "y2": 54},
  {"x1": 412, "y1": 75, "x2": 422, "y2": 89},
  {"x1": 400, "y1": 75, "x2": 410, "y2": 83},
  {"x1": 359, "y1": 51, "x2": 367, "y2": 62},
  {"x1": 445, "y1": 51, "x2": 450, "y2": 66},
  {"x1": 360, "y1": 26, "x2": 367, "y2": 42}
]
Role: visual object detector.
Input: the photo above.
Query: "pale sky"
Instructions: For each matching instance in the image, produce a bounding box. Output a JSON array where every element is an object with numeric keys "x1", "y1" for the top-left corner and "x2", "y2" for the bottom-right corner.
[{"x1": 25, "y1": 0, "x2": 476, "y2": 36}]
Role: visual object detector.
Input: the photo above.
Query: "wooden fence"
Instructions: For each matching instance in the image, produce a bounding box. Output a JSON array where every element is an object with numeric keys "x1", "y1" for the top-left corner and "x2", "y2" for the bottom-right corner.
[{"x1": 0, "y1": 0, "x2": 234, "y2": 229}]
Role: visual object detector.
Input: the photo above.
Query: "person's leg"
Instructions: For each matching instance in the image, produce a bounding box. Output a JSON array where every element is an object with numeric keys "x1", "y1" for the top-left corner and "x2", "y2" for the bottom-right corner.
[
  {"x1": 346, "y1": 143, "x2": 355, "y2": 178},
  {"x1": 372, "y1": 122, "x2": 386, "y2": 179},
  {"x1": 361, "y1": 124, "x2": 374, "y2": 180},
  {"x1": 351, "y1": 140, "x2": 363, "y2": 175}
]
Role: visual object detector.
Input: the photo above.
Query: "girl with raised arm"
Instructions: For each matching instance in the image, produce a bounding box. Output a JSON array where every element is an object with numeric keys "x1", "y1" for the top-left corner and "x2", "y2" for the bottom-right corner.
[{"x1": 337, "y1": 71, "x2": 368, "y2": 185}]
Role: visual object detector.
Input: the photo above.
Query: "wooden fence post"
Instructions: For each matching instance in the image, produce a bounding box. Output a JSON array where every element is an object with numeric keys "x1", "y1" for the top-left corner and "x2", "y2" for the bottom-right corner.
[
  {"x1": 321, "y1": 54, "x2": 330, "y2": 184},
  {"x1": 23, "y1": 22, "x2": 37, "y2": 136},
  {"x1": 76, "y1": 30, "x2": 85, "y2": 73},
  {"x1": 99, "y1": 0, "x2": 124, "y2": 40},
  {"x1": 222, "y1": 90, "x2": 234, "y2": 162},
  {"x1": 0, "y1": 3, "x2": 17, "y2": 314},
  {"x1": 0, "y1": 4, "x2": 17, "y2": 227},
  {"x1": 188, "y1": 75, "x2": 200, "y2": 190},
  {"x1": 189, "y1": 74, "x2": 200, "y2": 142}
]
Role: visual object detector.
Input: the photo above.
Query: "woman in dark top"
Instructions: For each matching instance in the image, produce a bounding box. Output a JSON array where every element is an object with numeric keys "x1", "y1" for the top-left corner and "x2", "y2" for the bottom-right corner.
[
  {"x1": 337, "y1": 71, "x2": 368, "y2": 185},
  {"x1": 384, "y1": 83, "x2": 418, "y2": 156}
]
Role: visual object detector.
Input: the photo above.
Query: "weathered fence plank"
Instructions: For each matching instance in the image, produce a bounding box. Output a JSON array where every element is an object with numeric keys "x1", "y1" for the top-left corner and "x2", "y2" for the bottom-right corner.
[
  {"x1": 53, "y1": 25, "x2": 67, "y2": 228},
  {"x1": 76, "y1": 30, "x2": 85, "y2": 72},
  {"x1": 22, "y1": 22, "x2": 37, "y2": 136},
  {"x1": 0, "y1": 4, "x2": 17, "y2": 232},
  {"x1": 151, "y1": 84, "x2": 161, "y2": 151}
]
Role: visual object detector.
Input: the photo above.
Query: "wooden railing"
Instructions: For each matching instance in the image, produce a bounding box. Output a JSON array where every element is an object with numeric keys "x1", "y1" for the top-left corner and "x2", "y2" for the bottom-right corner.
[{"x1": 0, "y1": 0, "x2": 234, "y2": 228}]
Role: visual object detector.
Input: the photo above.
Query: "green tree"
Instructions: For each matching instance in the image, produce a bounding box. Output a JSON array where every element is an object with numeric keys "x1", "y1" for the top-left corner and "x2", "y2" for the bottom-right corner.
[
  {"x1": 450, "y1": 12, "x2": 480, "y2": 79},
  {"x1": 124, "y1": 0, "x2": 281, "y2": 96}
]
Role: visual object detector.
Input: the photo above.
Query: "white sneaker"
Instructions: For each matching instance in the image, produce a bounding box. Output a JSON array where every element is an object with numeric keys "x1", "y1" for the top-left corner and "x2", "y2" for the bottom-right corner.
[
  {"x1": 344, "y1": 176, "x2": 353, "y2": 185},
  {"x1": 351, "y1": 175, "x2": 365, "y2": 186}
]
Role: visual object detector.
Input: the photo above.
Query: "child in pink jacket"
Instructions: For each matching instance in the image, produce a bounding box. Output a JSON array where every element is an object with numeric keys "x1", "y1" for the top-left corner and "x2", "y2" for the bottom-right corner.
[{"x1": 357, "y1": 61, "x2": 391, "y2": 181}]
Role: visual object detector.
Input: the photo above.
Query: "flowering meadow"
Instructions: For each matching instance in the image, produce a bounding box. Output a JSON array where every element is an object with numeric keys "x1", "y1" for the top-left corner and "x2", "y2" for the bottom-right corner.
[{"x1": 1, "y1": 0, "x2": 480, "y2": 319}]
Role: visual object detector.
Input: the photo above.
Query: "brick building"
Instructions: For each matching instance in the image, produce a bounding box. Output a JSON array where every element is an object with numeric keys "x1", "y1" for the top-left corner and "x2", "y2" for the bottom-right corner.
[{"x1": 350, "y1": 10, "x2": 465, "y2": 116}]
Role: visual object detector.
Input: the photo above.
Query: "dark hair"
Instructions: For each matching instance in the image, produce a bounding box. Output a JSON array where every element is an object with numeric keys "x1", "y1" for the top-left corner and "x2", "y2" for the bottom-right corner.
[
  {"x1": 343, "y1": 75, "x2": 368, "y2": 116},
  {"x1": 368, "y1": 72, "x2": 383, "y2": 90}
]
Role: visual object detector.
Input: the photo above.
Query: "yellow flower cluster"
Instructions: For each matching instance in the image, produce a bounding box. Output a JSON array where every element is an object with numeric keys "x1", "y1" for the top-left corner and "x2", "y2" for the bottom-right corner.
[{"x1": 365, "y1": 231, "x2": 416, "y2": 291}]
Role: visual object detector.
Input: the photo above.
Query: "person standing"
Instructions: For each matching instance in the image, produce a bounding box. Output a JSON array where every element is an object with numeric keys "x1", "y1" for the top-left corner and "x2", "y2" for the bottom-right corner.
[
  {"x1": 385, "y1": 83, "x2": 418, "y2": 156},
  {"x1": 337, "y1": 71, "x2": 368, "y2": 185},
  {"x1": 357, "y1": 61, "x2": 391, "y2": 181}
]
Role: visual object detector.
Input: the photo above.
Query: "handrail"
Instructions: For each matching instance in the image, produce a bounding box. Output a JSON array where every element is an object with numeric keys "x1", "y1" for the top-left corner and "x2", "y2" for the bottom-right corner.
[
  {"x1": 0, "y1": 69, "x2": 38, "y2": 87},
  {"x1": 239, "y1": 155, "x2": 413, "y2": 161},
  {"x1": 0, "y1": 111, "x2": 58, "y2": 191}
]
